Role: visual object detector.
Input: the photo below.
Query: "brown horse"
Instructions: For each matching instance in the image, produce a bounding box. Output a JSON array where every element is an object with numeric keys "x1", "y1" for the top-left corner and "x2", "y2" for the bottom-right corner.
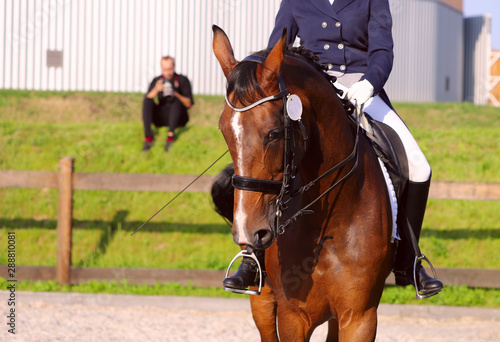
[{"x1": 212, "y1": 25, "x2": 393, "y2": 341}]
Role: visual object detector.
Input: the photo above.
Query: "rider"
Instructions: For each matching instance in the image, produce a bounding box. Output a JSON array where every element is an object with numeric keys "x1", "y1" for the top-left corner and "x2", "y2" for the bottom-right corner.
[{"x1": 222, "y1": 0, "x2": 443, "y2": 298}]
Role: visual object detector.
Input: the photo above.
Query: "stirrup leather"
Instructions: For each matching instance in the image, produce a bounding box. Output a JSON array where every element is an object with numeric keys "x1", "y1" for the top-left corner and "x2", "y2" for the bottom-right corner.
[
  {"x1": 224, "y1": 250, "x2": 263, "y2": 295},
  {"x1": 413, "y1": 254, "x2": 440, "y2": 300}
]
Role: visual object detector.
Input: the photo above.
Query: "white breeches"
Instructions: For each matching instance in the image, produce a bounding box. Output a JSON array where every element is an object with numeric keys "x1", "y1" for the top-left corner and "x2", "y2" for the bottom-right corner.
[
  {"x1": 363, "y1": 95, "x2": 431, "y2": 183},
  {"x1": 332, "y1": 79, "x2": 431, "y2": 182}
]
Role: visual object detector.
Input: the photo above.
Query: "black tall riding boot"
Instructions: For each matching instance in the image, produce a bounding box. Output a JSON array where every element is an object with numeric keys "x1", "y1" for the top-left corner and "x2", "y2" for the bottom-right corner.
[
  {"x1": 223, "y1": 249, "x2": 264, "y2": 290},
  {"x1": 394, "y1": 178, "x2": 443, "y2": 298}
]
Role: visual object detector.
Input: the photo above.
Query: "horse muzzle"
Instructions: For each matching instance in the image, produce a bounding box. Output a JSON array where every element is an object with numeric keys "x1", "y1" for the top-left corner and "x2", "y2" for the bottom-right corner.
[
  {"x1": 233, "y1": 225, "x2": 275, "y2": 250},
  {"x1": 253, "y1": 228, "x2": 275, "y2": 249}
]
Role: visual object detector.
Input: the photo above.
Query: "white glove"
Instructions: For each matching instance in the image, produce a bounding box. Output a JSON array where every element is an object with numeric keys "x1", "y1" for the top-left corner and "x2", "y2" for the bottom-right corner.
[{"x1": 346, "y1": 79, "x2": 374, "y2": 106}]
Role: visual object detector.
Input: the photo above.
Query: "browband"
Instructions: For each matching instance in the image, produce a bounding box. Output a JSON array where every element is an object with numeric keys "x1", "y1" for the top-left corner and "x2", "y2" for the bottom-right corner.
[{"x1": 225, "y1": 55, "x2": 289, "y2": 113}]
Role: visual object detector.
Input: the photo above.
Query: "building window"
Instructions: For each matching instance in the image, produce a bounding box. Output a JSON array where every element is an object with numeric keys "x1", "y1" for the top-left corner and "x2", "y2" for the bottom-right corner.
[{"x1": 47, "y1": 50, "x2": 63, "y2": 68}]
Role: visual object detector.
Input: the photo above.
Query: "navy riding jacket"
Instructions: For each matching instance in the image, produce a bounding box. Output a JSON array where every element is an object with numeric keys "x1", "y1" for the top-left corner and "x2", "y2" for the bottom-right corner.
[{"x1": 268, "y1": 0, "x2": 394, "y2": 96}]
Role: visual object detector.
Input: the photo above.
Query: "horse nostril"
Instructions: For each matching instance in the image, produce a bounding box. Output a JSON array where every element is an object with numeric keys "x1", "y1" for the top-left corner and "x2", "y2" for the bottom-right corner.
[{"x1": 254, "y1": 228, "x2": 272, "y2": 248}]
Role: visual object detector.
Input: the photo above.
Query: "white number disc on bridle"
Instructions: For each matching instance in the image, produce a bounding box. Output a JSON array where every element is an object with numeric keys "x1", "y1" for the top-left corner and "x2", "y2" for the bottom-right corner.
[{"x1": 286, "y1": 94, "x2": 303, "y2": 121}]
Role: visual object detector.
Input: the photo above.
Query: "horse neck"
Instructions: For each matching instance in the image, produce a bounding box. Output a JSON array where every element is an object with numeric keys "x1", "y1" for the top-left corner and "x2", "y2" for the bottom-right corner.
[
  {"x1": 305, "y1": 89, "x2": 355, "y2": 178},
  {"x1": 292, "y1": 89, "x2": 358, "y2": 236}
]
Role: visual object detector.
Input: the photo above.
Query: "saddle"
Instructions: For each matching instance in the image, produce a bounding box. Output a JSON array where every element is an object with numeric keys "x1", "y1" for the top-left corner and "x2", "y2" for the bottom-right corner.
[
  {"x1": 342, "y1": 99, "x2": 410, "y2": 244},
  {"x1": 361, "y1": 113, "x2": 409, "y2": 202}
]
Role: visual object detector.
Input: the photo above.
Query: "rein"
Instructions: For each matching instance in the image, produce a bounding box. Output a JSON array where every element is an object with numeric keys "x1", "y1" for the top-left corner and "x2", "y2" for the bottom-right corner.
[
  {"x1": 131, "y1": 150, "x2": 230, "y2": 236},
  {"x1": 278, "y1": 109, "x2": 361, "y2": 233},
  {"x1": 226, "y1": 55, "x2": 360, "y2": 239}
]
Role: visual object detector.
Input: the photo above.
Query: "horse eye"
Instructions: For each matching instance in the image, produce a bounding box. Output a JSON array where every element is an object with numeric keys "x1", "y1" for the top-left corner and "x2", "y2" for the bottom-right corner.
[{"x1": 265, "y1": 129, "x2": 282, "y2": 144}]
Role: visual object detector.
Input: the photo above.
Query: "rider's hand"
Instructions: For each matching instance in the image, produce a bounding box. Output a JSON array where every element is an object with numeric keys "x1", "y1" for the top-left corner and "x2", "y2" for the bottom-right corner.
[{"x1": 346, "y1": 79, "x2": 374, "y2": 106}]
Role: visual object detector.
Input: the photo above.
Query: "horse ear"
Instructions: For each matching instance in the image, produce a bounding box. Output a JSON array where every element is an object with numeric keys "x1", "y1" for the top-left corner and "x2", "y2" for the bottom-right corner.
[
  {"x1": 212, "y1": 25, "x2": 238, "y2": 79},
  {"x1": 258, "y1": 27, "x2": 287, "y2": 88}
]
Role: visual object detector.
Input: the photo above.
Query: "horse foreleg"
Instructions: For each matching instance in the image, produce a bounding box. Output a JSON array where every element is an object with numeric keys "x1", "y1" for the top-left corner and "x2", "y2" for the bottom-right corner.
[
  {"x1": 250, "y1": 285, "x2": 278, "y2": 342},
  {"x1": 326, "y1": 318, "x2": 340, "y2": 342},
  {"x1": 337, "y1": 308, "x2": 378, "y2": 342},
  {"x1": 274, "y1": 306, "x2": 315, "y2": 341}
]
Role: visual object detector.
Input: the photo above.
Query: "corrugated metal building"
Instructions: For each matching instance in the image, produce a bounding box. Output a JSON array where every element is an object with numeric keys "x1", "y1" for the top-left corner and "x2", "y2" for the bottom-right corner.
[
  {"x1": 463, "y1": 15, "x2": 491, "y2": 105},
  {"x1": 0, "y1": 0, "x2": 280, "y2": 95},
  {"x1": 0, "y1": 0, "x2": 491, "y2": 103},
  {"x1": 385, "y1": 0, "x2": 464, "y2": 102}
]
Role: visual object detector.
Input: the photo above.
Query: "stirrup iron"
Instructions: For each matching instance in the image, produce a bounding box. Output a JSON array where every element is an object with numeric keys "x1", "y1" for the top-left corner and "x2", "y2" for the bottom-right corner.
[
  {"x1": 413, "y1": 254, "x2": 440, "y2": 300},
  {"x1": 223, "y1": 249, "x2": 263, "y2": 295}
]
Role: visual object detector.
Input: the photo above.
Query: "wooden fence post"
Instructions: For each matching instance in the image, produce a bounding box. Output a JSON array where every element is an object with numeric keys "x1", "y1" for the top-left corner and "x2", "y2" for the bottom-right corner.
[{"x1": 57, "y1": 157, "x2": 74, "y2": 285}]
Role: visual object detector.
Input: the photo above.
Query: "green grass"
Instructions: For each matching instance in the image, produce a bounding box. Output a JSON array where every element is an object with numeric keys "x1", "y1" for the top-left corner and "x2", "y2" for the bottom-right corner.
[
  {"x1": 0, "y1": 89, "x2": 224, "y2": 126},
  {"x1": 1, "y1": 190, "x2": 498, "y2": 270},
  {"x1": 0, "y1": 121, "x2": 231, "y2": 174},
  {"x1": 0, "y1": 277, "x2": 242, "y2": 298},
  {"x1": 421, "y1": 199, "x2": 500, "y2": 269},
  {"x1": 1, "y1": 277, "x2": 499, "y2": 308},
  {"x1": 399, "y1": 102, "x2": 500, "y2": 182},
  {"x1": 0, "y1": 193, "x2": 499, "y2": 270},
  {"x1": 1, "y1": 90, "x2": 500, "y2": 306},
  {"x1": 1, "y1": 90, "x2": 499, "y2": 181},
  {"x1": 0, "y1": 190, "x2": 239, "y2": 269},
  {"x1": 381, "y1": 285, "x2": 500, "y2": 308}
]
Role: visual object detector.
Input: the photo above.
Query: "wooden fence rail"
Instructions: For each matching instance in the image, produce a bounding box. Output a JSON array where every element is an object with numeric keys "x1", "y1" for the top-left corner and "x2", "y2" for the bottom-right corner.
[
  {"x1": 2, "y1": 160, "x2": 500, "y2": 200},
  {"x1": 1, "y1": 157, "x2": 500, "y2": 286}
]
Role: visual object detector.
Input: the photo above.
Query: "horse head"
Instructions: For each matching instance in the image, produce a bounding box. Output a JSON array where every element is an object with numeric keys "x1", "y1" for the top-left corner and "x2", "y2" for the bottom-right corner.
[{"x1": 212, "y1": 25, "x2": 327, "y2": 250}]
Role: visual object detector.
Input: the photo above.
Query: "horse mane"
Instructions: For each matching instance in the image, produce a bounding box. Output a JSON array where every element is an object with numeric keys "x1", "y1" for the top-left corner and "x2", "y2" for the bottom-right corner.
[{"x1": 227, "y1": 45, "x2": 337, "y2": 107}]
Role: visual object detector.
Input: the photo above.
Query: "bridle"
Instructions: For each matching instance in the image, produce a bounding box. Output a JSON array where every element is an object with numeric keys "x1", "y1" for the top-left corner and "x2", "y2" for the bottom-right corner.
[
  {"x1": 225, "y1": 59, "x2": 291, "y2": 196},
  {"x1": 225, "y1": 55, "x2": 360, "y2": 244}
]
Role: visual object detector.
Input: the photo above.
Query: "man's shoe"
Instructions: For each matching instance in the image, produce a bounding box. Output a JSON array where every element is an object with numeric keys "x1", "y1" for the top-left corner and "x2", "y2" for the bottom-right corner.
[
  {"x1": 164, "y1": 140, "x2": 172, "y2": 152},
  {"x1": 223, "y1": 258, "x2": 259, "y2": 289},
  {"x1": 395, "y1": 261, "x2": 443, "y2": 298},
  {"x1": 165, "y1": 136, "x2": 174, "y2": 152},
  {"x1": 142, "y1": 141, "x2": 153, "y2": 152}
]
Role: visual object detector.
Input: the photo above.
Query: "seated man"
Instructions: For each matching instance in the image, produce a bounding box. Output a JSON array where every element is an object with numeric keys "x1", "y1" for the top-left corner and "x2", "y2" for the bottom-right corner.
[{"x1": 142, "y1": 56, "x2": 194, "y2": 152}]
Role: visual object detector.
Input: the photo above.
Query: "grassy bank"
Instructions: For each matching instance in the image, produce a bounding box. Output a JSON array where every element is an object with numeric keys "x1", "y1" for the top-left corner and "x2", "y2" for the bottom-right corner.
[
  {"x1": 1, "y1": 90, "x2": 500, "y2": 305},
  {"x1": 1, "y1": 90, "x2": 499, "y2": 181}
]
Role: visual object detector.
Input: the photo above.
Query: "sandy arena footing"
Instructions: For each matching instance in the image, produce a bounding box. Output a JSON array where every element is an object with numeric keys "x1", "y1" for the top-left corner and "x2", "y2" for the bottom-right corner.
[{"x1": 1, "y1": 291, "x2": 499, "y2": 341}]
